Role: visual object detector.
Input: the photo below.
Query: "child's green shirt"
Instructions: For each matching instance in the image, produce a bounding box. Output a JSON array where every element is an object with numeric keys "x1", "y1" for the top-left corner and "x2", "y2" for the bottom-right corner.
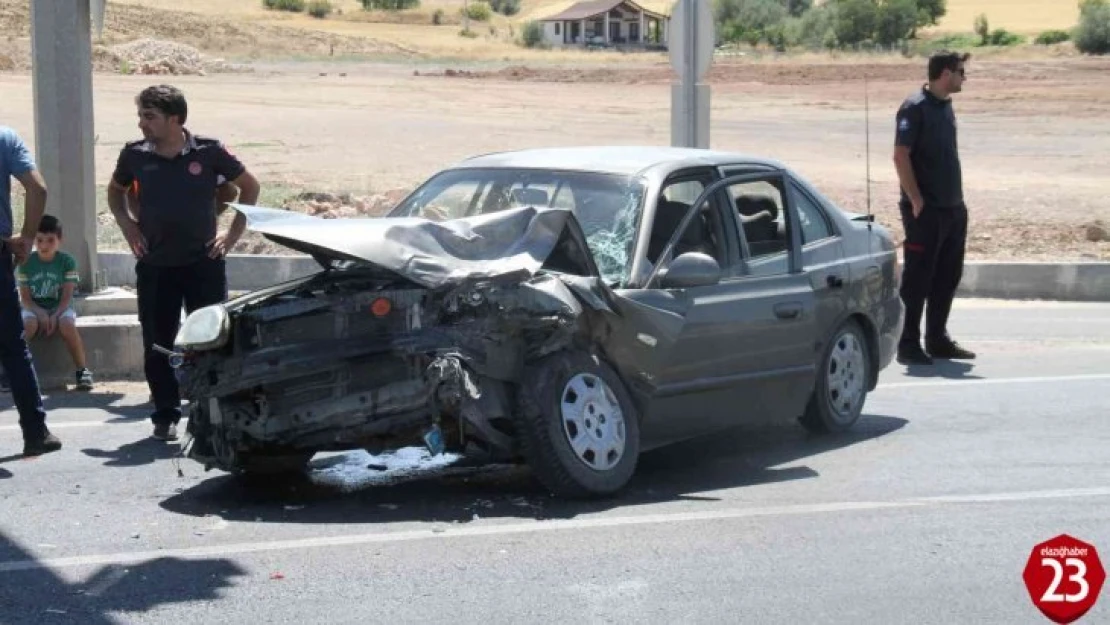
[{"x1": 16, "y1": 250, "x2": 79, "y2": 310}]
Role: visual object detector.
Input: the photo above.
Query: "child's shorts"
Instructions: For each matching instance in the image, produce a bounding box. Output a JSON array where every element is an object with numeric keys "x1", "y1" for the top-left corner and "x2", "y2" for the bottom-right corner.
[{"x1": 21, "y1": 307, "x2": 77, "y2": 322}]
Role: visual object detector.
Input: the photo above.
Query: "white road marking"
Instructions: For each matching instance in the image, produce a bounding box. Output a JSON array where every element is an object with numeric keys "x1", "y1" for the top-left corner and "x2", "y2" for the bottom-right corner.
[
  {"x1": 877, "y1": 372, "x2": 1110, "y2": 390},
  {"x1": 0, "y1": 420, "x2": 110, "y2": 432},
  {"x1": 1, "y1": 486, "x2": 1107, "y2": 575}
]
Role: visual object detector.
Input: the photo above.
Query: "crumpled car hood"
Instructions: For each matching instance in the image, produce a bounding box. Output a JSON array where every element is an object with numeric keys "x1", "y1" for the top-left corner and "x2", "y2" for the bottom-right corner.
[{"x1": 229, "y1": 204, "x2": 584, "y2": 289}]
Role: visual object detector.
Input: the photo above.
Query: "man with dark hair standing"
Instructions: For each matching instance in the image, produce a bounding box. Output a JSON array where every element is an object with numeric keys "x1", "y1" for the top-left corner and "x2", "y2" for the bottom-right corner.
[
  {"x1": 0, "y1": 124, "x2": 62, "y2": 456},
  {"x1": 106, "y1": 84, "x2": 261, "y2": 441},
  {"x1": 892, "y1": 51, "x2": 977, "y2": 366}
]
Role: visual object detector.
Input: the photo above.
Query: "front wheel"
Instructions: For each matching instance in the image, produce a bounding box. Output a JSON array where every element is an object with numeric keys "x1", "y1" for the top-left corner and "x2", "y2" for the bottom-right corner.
[
  {"x1": 800, "y1": 319, "x2": 871, "y2": 434},
  {"x1": 515, "y1": 350, "x2": 640, "y2": 499}
]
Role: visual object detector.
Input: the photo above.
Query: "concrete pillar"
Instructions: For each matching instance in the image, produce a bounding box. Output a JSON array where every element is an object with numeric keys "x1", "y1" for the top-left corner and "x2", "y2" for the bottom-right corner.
[{"x1": 30, "y1": 0, "x2": 99, "y2": 292}]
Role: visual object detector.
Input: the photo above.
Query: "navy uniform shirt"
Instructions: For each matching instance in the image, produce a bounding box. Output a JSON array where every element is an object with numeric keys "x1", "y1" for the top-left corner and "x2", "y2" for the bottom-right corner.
[
  {"x1": 894, "y1": 85, "x2": 964, "y2": 209},
  {"x1": 111, "y1": 130, "x2": 244, "y2": 266}
]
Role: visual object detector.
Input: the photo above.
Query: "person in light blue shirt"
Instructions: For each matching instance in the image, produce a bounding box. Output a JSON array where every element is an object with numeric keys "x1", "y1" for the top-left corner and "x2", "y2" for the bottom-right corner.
[{"x1": 0, "y1": 124, "x2": 62, "y2": 457}]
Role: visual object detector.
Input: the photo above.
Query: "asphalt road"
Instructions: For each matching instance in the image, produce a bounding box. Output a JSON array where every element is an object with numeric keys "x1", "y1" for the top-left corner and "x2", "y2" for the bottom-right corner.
[{"x1": 1, "y1": 299, "x2": 1108, "y2": 625}]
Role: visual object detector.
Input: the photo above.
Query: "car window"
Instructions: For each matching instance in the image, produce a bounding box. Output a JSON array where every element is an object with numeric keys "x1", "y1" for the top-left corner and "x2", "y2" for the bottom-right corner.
[
  {"x1": 390, "y1": 167, "x2": 644, "y2": 286},
  {"x1": 790, "y1": 181, "x2": 835, "y2": 245},
  {"x1": 641, "y1": 176, "x2": 727, "y2": 283},
  {"x1": 725, "y1": 179, "x2": 789, "y2": 277}
]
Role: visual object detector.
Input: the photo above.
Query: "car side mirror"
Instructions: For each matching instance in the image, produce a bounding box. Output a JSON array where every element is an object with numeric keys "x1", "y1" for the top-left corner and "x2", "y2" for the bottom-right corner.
[{"x1": 658, "y1": 252, "x2": 721, "y2": 289}]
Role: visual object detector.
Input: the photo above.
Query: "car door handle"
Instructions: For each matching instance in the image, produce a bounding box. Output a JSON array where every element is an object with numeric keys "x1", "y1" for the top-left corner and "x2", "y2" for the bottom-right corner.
[
  {"x1": 774, "y1": 302, "x2": 802, "y2": 320},
  {"x1": 826, "y1": 274, "x2": 844, "y2": 289}
]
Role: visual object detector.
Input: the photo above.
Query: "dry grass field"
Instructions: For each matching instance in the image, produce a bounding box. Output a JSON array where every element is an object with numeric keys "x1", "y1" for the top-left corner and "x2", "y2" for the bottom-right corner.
[
  {"x1": 933, "y1": 0, "x2": 1081, "y2": 34},
  {"x1": 0, "y1": 0, "x2": 1107, "y2": 261}
]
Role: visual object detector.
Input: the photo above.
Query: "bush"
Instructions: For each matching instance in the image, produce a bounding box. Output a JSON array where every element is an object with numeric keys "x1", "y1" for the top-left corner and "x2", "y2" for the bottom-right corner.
[
  {"x1": 489, "y1": 0, "x2": 521, "y2": 16},
  {"x1": 974, "y1": 13, "x2": 989, "y2": 45},
  {"x1": 1074, "y1": 0, "x2": 1110, "y2": 54},
  {"x1": 1035, "y1": 29, "x2": 1070, "y2": 44},
  {"x1": 985, "y1": 28, "x2": 1023, "y2": 46},
  {"x1": 263, "y1": 0, "x2": 305, "y2": 11},
  {"x1": 433, "y1": 8, "x2": 445, "y2": 23},
  {"x1": 521, "y1": 20, "x2": 545, "y2": 47},
  {"x1": 463, "y1": 1, "x2": 492, "y2": 21},
  {"x1": 307, "y1": 0, "x2": 333, "y2": 18}
]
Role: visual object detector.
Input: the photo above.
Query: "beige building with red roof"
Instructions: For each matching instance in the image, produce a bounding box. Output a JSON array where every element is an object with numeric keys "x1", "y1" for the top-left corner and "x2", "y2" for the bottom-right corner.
[{"x1": 535, "y1": 0, "x2": 670, "y2": 48}]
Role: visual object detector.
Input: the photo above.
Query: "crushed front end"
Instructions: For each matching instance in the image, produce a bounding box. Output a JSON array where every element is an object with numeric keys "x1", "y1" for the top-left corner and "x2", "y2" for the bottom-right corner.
[{"x1": 174, "y1": 266, "x2": 590, "y2": 475}]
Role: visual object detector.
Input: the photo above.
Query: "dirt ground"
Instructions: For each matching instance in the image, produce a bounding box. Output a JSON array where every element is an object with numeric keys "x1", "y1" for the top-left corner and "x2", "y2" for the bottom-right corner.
[{"x1": 1, "y1": 39, "x2": 1108, "y2": 260}]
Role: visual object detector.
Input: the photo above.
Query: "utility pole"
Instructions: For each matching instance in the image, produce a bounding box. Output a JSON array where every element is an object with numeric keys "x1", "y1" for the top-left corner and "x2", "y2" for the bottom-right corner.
[
  {"x1": 29, "y1": 0, "x2": 104, "y2": 291},
  {"x1": 669, "y1": 0, "x2": 714, "y2": 148}
]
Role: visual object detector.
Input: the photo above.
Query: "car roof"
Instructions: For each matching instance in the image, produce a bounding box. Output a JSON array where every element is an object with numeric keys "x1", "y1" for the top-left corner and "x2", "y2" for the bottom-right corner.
[{"x1": 452, "y1": 146, "x2": 788, "y2": 178}]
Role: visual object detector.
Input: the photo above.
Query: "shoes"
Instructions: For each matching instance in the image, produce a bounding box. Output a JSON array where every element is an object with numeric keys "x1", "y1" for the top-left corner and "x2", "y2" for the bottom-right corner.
[
  {"x1": 153, "y1": 423, "x2": 179, "y2": 441},
  {"x1": 927, "y1": 338, "x2": 977, "y2": 360},
  {"x1": 897, "y1": 341, "x2": 934, "y2": 366},
  {"x1": 23, "y1": 430, "x2": 63, "y2": 457},
  {"x1": 75, "y1": 368, "x2": 94, "y2": 391}
]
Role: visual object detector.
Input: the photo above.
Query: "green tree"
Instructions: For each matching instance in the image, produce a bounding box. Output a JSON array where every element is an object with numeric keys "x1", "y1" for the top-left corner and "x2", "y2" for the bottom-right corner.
[
  {"x1": 913, "y1": 0, "x2": 945, "y2": 30},
  {"x1": 1075, "y1": 0, "x2": 1110, "y2": 54},
  {"x1": 714, "y1": 0, "x2": 789, "y2": 45},
  {"x1": 784, "y1": 0, "x2": 812, "y2": 17},
  {"x1": 833, "y1": 0, "x2": 878, "y2": 46},
  {"x1": 875, "y1": 0, "x2": 918, "y2": 46}
]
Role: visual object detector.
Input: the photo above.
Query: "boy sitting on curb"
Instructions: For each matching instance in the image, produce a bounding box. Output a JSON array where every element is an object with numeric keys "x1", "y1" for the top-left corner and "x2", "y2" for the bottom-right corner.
[{"x1": 16, "y1": 214, "x2": 94, "y2": 391}]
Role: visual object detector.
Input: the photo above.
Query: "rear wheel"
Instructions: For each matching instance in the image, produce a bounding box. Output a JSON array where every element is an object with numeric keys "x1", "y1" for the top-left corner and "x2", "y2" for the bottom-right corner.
[
  {"x1": 800, "y1": 319, "x2": 870, "y2": 434},
  {"x1": 515, "y1": 350, "x2": 640, "y2": 498}
]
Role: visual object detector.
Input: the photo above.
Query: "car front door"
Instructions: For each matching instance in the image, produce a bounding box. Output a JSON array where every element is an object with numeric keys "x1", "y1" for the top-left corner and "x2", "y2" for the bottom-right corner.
[
  {"x1": 602, "y1": 169, "x2": 817, "y2": 449},
  {"x1": 709, "y1": 166, "x2": 821, "y2": 427}
]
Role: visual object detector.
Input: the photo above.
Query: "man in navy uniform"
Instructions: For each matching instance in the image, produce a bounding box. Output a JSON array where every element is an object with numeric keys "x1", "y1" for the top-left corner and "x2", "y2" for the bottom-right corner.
[
  {"x1": 892, "y1": 51, "x2": 977, "y2": 366},
  {"x1": 106, "y1": 84, "x2": 261, "y2": 441}
]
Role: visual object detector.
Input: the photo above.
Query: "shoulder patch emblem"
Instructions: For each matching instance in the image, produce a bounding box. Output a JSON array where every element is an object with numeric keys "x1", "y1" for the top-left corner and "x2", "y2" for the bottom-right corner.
[
  {"x1": 188, "y1": 161, "x2": 202, "y2": 175},
  {"x1": 898, "y1": 118, "x2": 910, "y2": 131}
]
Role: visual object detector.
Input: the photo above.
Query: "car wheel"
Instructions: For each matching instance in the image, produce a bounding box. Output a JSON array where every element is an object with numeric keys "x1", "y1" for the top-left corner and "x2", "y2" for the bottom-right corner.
[
  {"x1": 800, "y1": 318, "x2": 870, "y2": 434},
  {"x1": 515, "y1": 349, "x2": 640, "y2": 499}
]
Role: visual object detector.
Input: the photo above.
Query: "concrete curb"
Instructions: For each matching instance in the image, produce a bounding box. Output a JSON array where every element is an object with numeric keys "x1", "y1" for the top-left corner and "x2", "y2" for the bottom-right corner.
[
  {"x1": 95, "y1": 251, "x2": 1110, "y2": 302},
  {"x1": 14, "y1": 253, "x2": 1109, "y2": 390},
  {"x1": 956, "y1": 262, "x2": 1110, "y2": 302}
]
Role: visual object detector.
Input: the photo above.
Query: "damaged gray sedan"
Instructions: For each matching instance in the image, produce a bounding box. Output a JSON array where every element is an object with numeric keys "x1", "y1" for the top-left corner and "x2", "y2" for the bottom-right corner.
[{"x1": 172, "y1": 146, "x2": 903, "y2": 498}]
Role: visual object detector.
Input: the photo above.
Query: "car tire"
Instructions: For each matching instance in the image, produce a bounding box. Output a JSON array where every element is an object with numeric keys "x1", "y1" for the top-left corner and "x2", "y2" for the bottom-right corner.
[
  {"x1": 515, "y1": 349, "x2": 640, "y2": 499},
  {"x1": 800, "y1": 318, "x2": 871, "y2": 434}
]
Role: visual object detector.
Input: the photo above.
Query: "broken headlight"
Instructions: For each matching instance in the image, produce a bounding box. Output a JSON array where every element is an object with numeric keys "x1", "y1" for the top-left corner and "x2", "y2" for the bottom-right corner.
[{"x1": 175, "y1": 304, "x2": 230, "y2": 351}]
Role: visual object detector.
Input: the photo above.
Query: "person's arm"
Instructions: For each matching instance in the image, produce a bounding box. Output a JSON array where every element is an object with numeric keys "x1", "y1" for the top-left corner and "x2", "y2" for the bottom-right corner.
[
  {"x1": 107, "y1": 151, "x2": 146, "y2": 258},
  {"x1": 2, "y1": 129, "x2": 47, "y2": 264},
  {"x1": 15, "y1": 169, "x2": 47, "y2": 242},
  {"x1": 892, "y1": 104, "x2": 924, "y2": 218},
  {"x1": 209, "y1": 142, "x2": 259, "y2": 258}
]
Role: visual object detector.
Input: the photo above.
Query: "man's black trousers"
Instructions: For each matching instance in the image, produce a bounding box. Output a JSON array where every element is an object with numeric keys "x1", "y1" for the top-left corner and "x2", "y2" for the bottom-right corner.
[
  {"x1": 136, "y1": 257, "x2": 227, "y2": 425},
  {"x1": 0, "y1": 242, "x2": 48, "y2": 441},
  {"x1": 898, "y1": 202, "x2": 968, "y2": 347}
]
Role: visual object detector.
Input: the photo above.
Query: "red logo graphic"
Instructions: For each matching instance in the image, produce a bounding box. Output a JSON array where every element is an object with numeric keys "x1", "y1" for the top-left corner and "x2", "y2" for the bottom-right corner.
[
  {"x1": 188, "y1": 161, "x2": 202, "y2": 175},
  {"x1": 1023, "y1": 534, "x2": 1105, "y2": 623}
]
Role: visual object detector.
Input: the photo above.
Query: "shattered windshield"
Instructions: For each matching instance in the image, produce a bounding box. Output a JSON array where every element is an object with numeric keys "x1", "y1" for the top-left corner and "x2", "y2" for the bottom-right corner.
[{"x1": 390, "y1": 167, "x2": 644, "y2": 285}]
